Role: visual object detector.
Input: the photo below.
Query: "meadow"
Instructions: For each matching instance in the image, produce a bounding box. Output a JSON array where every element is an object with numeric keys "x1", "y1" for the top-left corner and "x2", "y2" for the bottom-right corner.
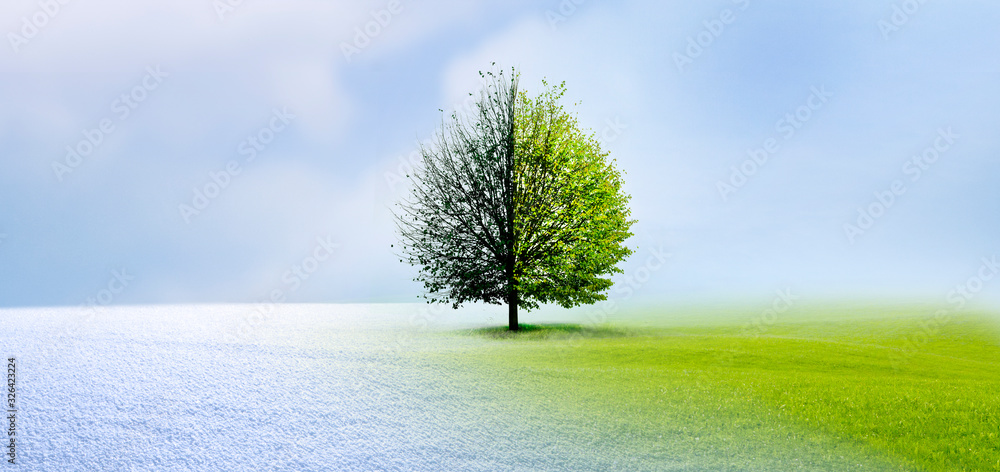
[
  {"x1": 419, "y1": 305, "x2": 1000, "y2": 471},
  {"x1": 2, "y1": 303, "x2": 997, "y2": 470}
]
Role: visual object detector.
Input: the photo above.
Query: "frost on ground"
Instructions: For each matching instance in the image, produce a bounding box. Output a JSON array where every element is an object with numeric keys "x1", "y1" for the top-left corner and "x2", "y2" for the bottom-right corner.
[{"x1": 0, "y1": 304, "x2": 641, "y2": 472}]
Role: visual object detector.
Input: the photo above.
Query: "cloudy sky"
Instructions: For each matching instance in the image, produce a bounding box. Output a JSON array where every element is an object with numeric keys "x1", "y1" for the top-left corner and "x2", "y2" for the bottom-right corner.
[{"x1": 2, "y1": 0, "x2": 999, "y2": 309}]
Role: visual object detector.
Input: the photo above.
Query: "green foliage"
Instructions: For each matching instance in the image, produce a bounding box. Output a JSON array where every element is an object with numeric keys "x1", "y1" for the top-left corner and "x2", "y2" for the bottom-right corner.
[{"x1": 513, "y1": 80, "x2": 635, "y2": 310}]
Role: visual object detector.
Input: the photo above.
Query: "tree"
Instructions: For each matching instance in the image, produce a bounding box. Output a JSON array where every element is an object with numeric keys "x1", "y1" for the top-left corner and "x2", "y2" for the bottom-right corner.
[{"x1": 394, "y1": 67, "x2": 634, "y2": 330}]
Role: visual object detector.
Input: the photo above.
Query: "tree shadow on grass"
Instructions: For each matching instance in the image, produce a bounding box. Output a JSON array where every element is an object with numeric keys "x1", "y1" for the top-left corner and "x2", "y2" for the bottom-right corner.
[{"x1": 463, "y1": 323, "x2": 634, "y2": 340}]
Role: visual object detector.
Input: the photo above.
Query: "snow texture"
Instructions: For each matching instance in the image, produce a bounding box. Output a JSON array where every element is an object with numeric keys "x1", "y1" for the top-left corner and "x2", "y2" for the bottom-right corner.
[{"x1": 0, "y1": 304, "x2": 642, "y2": 471}]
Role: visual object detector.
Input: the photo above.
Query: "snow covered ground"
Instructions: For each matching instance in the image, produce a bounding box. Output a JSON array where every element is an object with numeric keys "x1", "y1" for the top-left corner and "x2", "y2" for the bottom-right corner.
[{"x1": 1, "y1": 303, "x2": 623, "y2": 471}]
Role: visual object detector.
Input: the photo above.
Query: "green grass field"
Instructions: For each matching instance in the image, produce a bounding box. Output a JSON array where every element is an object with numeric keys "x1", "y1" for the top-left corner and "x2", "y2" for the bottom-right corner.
[{"x1": 421, "y1": 305, "x2": 1000, "y2": 470}]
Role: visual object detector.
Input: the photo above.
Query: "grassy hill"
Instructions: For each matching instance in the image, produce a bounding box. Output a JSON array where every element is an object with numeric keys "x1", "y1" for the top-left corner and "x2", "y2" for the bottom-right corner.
[{"x1": 424, "y1": 305, "x2": 1000, "y2": 470}]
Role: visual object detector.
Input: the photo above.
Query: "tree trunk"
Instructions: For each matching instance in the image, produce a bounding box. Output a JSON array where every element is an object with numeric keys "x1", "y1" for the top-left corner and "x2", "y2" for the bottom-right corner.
[
  {"x1": 508, "y1": 290, "x2": 518, "y2": 331},
  {"x1": 503, "y1": 84, "x2": 517, "y2": 332},
  {"x1": 506, "y1": 246, "x2": 518, "y2": 330}
]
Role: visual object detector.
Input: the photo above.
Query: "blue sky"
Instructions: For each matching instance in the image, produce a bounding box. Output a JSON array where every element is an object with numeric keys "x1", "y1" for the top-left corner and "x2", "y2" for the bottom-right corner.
[{"x1": 2, "y1": 0, "x2": 999, "y2": 309}]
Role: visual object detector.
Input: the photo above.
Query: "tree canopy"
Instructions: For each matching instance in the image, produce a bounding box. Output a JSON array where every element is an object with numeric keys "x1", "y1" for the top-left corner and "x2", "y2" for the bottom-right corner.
[{"x1": 395, "y1": 67, "x2": 634, "y2": 330}]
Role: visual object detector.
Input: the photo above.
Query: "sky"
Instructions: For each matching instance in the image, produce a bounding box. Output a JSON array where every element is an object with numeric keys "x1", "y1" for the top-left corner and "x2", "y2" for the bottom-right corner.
[{"x1": 2, "y1": 0, "x2": 999, "y2": 310}]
